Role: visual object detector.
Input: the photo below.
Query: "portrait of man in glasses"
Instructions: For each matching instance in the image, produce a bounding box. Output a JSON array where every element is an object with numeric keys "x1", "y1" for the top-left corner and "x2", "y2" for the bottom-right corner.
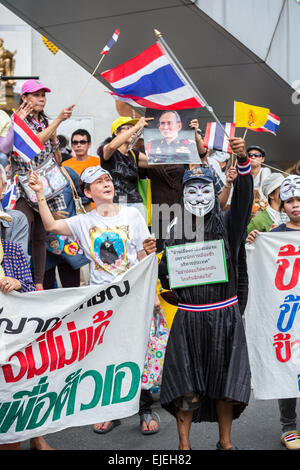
[{"x1": 144, "y1": 109, "x2": 200, "y2": 164}]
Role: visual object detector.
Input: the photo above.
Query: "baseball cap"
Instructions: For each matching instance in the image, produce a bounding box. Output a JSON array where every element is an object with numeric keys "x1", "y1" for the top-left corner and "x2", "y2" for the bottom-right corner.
[
  {"x1": 182, "y1": 166, "x2": 214, "y2": 186},
  {"x1": 111, "y1": 117, "x2": 139, "y2": 136},
  {"x1": 80, "y1": 166, "x2": 112, "y2": 184},
  {"x1": 21, "y1": 79, "x2": 51, "y2": 96}
]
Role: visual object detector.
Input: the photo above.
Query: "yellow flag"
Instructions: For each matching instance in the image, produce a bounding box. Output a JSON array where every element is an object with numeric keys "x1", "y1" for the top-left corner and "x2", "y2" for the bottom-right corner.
[{"x1": 234, "y1": 101, "x2": 269, "y2": 129}]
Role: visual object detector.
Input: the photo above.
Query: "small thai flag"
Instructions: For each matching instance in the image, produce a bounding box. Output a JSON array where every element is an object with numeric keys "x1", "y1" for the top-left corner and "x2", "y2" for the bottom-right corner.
[
  {"x1": 101, "y1": 29, "x2": 120, "y2": 55},
  {"x1": 203, "y1": 122, "x2": 236, "y2": 154},
  {"x1": 13, "y1": 113, "x2": 44, "y2": 163},
  {"x1": 2, "y1": 176, "x2": 17, "y2": 210},
  {"x1": 253, "y1": 112, "x2": 280, "y2": 135}
]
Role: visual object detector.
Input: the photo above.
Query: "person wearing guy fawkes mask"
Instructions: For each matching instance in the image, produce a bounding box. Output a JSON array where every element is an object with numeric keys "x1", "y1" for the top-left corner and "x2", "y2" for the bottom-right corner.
[{"x1": 152, "y1": 137, "x2": 253, "y2": 451}]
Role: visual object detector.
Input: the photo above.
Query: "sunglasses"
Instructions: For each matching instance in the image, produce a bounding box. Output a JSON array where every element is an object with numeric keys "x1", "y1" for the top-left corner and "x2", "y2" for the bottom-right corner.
[
  {"x1": 72, "y1": 140, "x2": 89, "y2": 145},
  {"x1": 248, "y1": 153, "x2": 263, "y2": 158}
]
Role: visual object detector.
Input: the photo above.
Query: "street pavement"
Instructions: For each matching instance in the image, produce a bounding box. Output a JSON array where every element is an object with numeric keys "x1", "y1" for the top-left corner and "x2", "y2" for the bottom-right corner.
[{"x1": 19, "y1": 391, "x2": 299, "y2": 452}]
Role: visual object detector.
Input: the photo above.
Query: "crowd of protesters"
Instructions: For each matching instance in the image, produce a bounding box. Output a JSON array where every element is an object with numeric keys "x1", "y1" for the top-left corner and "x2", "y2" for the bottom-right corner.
[{"x1": 0, "y1": 78, "x2": 300, "y2": 451}]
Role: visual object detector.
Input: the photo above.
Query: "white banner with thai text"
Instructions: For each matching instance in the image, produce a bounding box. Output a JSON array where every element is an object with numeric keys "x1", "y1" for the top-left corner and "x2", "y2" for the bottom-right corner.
[
  {"x1": 245, "y1": 232, "x2": 300, "y2": 399},
  {"x1": 0, "y1": 255, "x2": 157, "y2": 444}
]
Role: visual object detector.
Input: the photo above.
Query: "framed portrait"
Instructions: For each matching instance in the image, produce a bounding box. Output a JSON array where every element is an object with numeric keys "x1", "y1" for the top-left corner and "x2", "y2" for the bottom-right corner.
[{"x1": 144, "y1": 109, "x2": 200, "y2": 165}]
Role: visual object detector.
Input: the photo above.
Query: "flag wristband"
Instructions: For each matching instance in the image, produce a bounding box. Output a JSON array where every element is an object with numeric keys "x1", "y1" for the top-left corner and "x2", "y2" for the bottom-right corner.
[{"x1": 237, "y1": 157, "x2": 251, "y2": 175}]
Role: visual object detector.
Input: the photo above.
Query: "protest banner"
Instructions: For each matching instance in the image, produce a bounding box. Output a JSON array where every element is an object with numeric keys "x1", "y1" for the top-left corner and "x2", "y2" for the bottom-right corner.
[
  {"x1": 0, "y1": 254, "x2": 157, "y2": 444},
  {"x1": 166, "y1": 240, "x2": 228, "y2": 289},
  {"x1": 245, "y1": 232, "x2": 300, "y2": 399}
]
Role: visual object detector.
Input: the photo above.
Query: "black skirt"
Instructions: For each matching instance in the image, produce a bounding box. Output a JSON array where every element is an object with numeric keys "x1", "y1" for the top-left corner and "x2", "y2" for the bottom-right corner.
[{"x1": 160, "y1": 302, "x2": 251, "y2": 422}]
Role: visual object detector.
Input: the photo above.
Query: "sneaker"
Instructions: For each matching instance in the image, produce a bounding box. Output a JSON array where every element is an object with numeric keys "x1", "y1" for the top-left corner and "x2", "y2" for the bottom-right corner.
[{"x1": 281, "y1": 430, "x2": 300, "y2": 450}]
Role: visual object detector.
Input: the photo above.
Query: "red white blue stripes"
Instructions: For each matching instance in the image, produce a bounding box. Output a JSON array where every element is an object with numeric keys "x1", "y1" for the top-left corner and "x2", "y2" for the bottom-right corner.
[
  {"x1": 13, "y1": 113, "x2": 44, "y2": 163},
  {"x1": 253, "y1": 112, "x2": 280, "y2": 135},
  {"x1": 2, "y1": 175, "x2": 17, "y2": 210},
  {"x1": 237, "y1": 157, "x2": 251, "y2": 175},
  {"x1": 203, "y1": 122, "x2": 236, "y2": 154},
  {"x1": 178, "y1": 296, "x2": 238, "y2": 312},
  {"x1": 101, "y1": 42, "x2": 206, "y2": 110},
  {"x1": 100, "y1": 29, "x2": 120, "y2": 55}
]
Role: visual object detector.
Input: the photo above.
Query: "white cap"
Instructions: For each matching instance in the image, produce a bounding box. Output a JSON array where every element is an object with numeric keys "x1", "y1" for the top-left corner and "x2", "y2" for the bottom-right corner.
[
  {"x1": 262, "y1": 173, "x2": 285, "y2": 198},
  {"x1": 80, "y1": 166, "x2": 112, "y2": 184}
]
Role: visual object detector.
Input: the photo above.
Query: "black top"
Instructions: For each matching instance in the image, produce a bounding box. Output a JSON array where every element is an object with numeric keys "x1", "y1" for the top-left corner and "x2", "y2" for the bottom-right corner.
[
  {"x1": 159, "y1": 159, "x2": 253, "y2": 306},
  {"x1": 99, "y1": 146, "x2": 142, "y2": 204},
  {"x1": 271, "y1": 224, "x2": 299, "y2": 232}
]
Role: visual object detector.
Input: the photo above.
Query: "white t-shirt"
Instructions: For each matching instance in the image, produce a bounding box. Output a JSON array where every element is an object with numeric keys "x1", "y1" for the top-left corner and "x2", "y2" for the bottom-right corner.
[
  {"x1": 253, "y1": 167, "x2": 271, "y2": 199},
  {"x1": 66, "y1": 205, "x2": 150, "y2": 285}
]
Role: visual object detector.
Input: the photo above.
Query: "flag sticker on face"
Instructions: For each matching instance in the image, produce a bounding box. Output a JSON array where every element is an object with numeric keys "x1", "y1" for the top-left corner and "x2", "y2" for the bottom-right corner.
[{"x1": 203, "y1": 122, "x2": 236, "y2": 154}]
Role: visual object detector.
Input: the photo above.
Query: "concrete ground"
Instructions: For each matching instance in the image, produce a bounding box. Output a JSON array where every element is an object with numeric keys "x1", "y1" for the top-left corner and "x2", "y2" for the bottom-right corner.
[{"x1": 19, "y1": 391, "x2": 299, "y2": 452}]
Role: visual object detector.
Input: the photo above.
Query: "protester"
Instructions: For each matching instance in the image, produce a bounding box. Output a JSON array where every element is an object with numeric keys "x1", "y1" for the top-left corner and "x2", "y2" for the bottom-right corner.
[
  {"x1": 189, "y1": 119, "x2": 234, "y2": 210},
  {"x1": 0, "y1": 103, "x2": 33, "y2": 155},
  {"x1": 0, "y1": 164, "x2": 28, "y2": 255},
  {"x1": 246, "y1": 173, "x2": 300, "y2": 450},
  {"x1": 144, "y1": 137, "x2": 253, "y2": 450},
  {"x1": 43, "y1": 164, "x2": 91, "y2": 289},
  {"x1": 10, "y1": 79, "x2": 74, "y2": 290},
  {"x1": 28, "y1": 164, "x2": 160, "y2": 435},
  {"x1": 62, "y1": 129, "x2": 99, "y2": 174},
  {"x1": 98, "y1": 116, "x2": 152, "y2": 220},
  {"x1": 208, "y1": 150, "x2": 231, "y2": 183},
  {"x1": 57, "y1": 134, "x2": 72, "y2": 163},
  {"x1": 247, "y1": 145, "x2": 271, "y2": 215},
  {"x1": 0, "y1": 208, "x2": 52, "y2": 451},
  {"x1": 247, "y1": 172, "x2": 288, "y2": 233}
]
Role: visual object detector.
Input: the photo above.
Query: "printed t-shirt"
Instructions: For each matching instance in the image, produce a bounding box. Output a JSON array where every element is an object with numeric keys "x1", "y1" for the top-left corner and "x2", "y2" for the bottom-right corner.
[
  {"x1": 62, "y1": 155, "x2": 100, "y2": 176},
  {"x1": 65, "y1": 205, "x2": 150, "y2": 285}
]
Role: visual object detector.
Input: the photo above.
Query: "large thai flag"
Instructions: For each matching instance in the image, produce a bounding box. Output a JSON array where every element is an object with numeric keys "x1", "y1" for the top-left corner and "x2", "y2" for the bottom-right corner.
[
  {"x1": 252, "y1": 112, "x2": 280, "y2": 135},
  {"x1": 101, "y1": 42, "x2": 206, "y2": 110},
  {"x1": 203, "y1": 122, "x2": 236, "y2": 154},
  {"x1": 13, "y1": 113, "x2": 44, "y2": 163},
  {"x1": 2, "y1": 176, "x2": 17, "y2": 210}
]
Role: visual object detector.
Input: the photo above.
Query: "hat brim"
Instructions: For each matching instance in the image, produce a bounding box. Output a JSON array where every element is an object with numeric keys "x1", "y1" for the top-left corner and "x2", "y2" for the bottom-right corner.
[{"x1": 111, "y1": 118, "x2": 139, "y2": 135}]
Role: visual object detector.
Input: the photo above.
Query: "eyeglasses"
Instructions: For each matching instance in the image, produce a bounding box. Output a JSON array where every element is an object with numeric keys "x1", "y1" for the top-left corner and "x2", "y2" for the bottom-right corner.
[
  {"x1": 248, "y1": 153, "x2": 263, "y2": 159},
  {"x1": 71, "y1": 140, "x2": 89, "y2": 145}
]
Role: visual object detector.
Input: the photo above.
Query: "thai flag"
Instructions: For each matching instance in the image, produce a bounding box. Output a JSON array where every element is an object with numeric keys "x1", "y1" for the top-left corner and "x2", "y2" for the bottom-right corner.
[
  {"x1": 101, "y1": 29, "x2": 120, "y2": 55},
  {"x1": 101, "y1": 42, "x2": 206, "y2": 110},
  {"x1": 203, "y1": 122, "x2": 236, "y2": 154},
  {"x1": 2, "y1": 176, "x2": 17, "y2": 210},
  {"x1": 13, "y1": 113, "x2": 44, "y2": 163},
  {"x1": 252, "y1": 112, "x2": 280, "y2": 135}
]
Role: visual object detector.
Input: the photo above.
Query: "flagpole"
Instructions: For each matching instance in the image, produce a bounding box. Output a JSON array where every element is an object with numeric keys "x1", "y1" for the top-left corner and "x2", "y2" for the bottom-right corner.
[
  {"x1": 74, "y1": 55, "x2": 106, "y2": 106},
  {"x1": 154, "y1": 29, "x2": 230, "y2": 140}
]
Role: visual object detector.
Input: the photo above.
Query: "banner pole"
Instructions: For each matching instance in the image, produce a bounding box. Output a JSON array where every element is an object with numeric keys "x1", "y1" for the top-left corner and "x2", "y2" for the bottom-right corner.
[{"x1": 154, "y1": 29, "x2": 230, "y2": 139}]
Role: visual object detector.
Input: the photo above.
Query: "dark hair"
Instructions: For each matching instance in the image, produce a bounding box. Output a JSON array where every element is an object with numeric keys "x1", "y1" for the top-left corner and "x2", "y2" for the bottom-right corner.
[
  {"x1": 57, "y1": 134, "x2": 68, "y2": 147},
  {"x1": 71, "y1": 129, "x2": 91, "y2": 143}
]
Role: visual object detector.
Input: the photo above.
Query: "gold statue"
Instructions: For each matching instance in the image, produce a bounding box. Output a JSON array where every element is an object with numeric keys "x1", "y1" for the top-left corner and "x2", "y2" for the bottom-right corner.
[
  {"x1": 0, "y1": 38, "x2": 18, "y2": 113},
  {"x1": 0, "y1": 38, "x2": 17, "y2": 88}
]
